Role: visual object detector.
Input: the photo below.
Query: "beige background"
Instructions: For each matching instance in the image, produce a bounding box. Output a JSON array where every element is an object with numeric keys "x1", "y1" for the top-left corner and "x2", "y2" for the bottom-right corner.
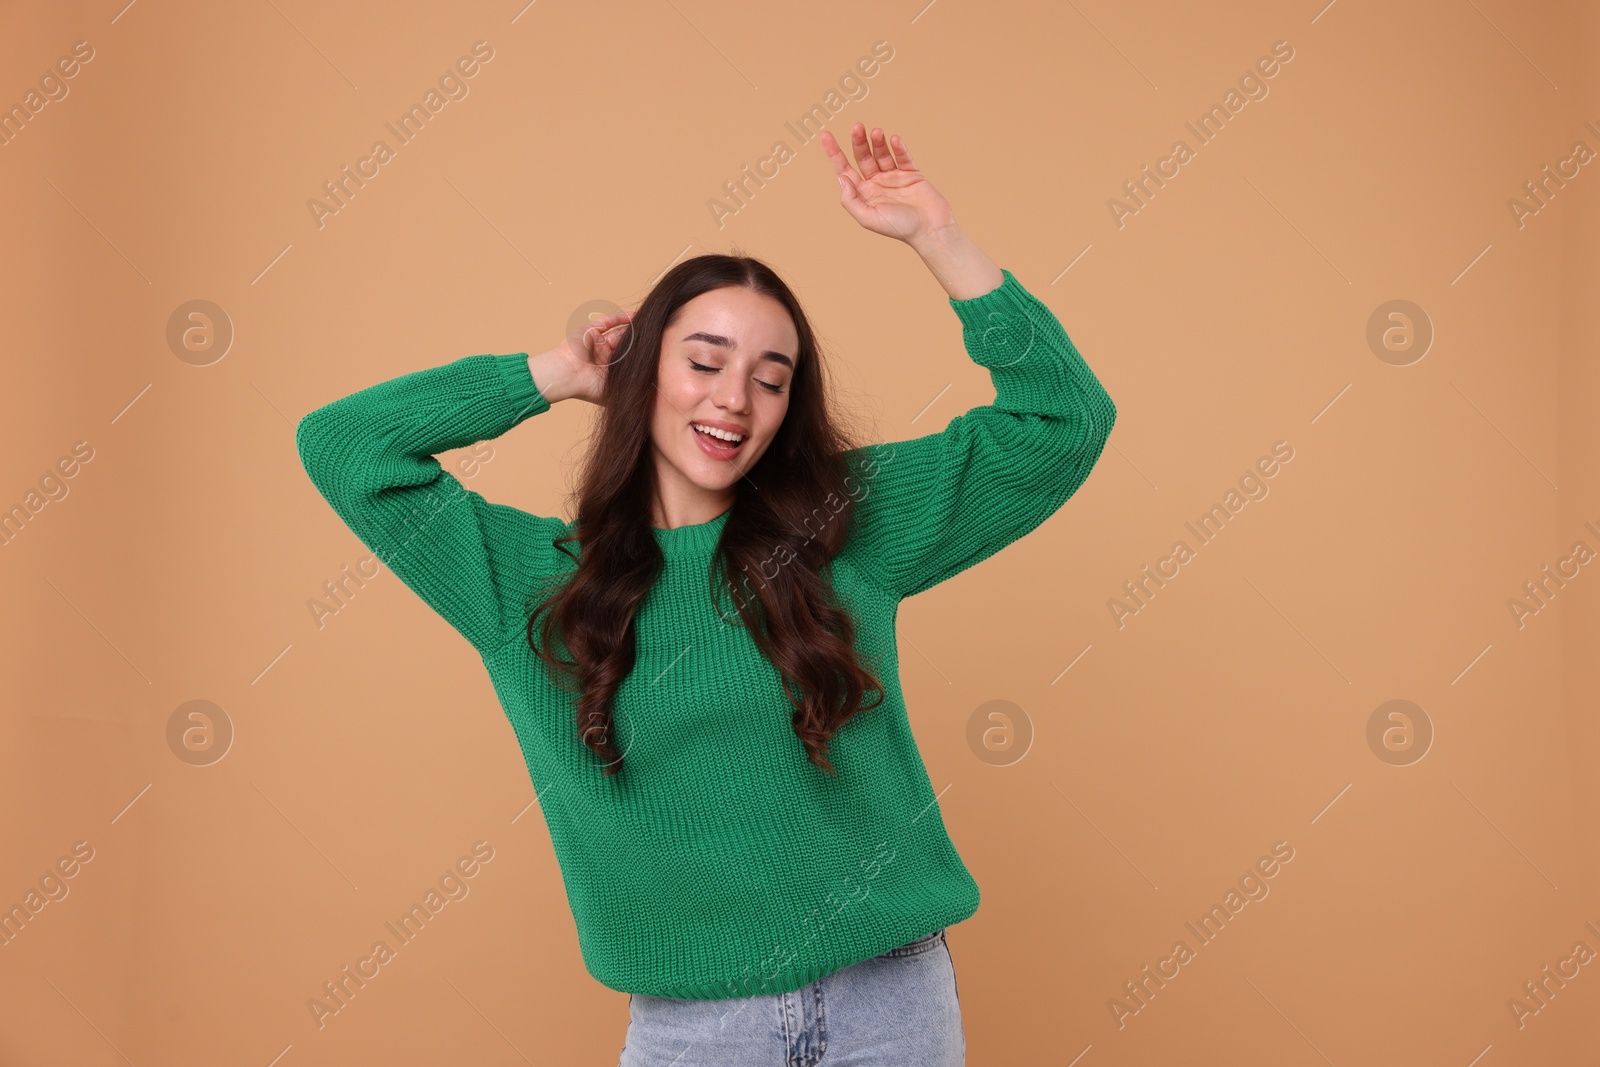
[{"x1": 2, "y1": 0, "x2": 1597, "y2": 1063}]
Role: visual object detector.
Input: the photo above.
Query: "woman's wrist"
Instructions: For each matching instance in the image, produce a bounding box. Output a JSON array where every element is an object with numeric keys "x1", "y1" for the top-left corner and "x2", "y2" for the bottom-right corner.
[
  {"x1": 527, "y1": 349, "x2": 579, "y2": 405},
  {"x1": 909, "y1": 222, "x2": 1004, "y2": 301}
]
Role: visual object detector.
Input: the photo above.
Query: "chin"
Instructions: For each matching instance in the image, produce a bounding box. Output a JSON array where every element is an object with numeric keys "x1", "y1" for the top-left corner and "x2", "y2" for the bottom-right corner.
[{"x1": 686, "y1": 467, "x2": 743, "y2": 491}]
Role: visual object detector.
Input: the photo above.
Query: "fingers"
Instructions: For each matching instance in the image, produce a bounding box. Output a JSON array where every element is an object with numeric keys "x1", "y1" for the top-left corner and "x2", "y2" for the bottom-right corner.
[
  {"x1": 850, "y1": 123, "x2": 881, "y2": 178},
  {"x1": 591, "y1": 310, "x2": 635, "y2": 367},
  {"x1": 846, "y1": 123, "x2": 907, "y2": 176},
  {"x1": 826, "y1": 124, "x2": 918, "y2": 215},
  {"x1": 820, "y1": 128, "x2": 860, "y2": 186},
  {"x1": 889, "y1": 133, "x2": 917, "y2": 171},
  {"x1": 868, "y1": 127, "x2": 895, "y2": 172},
  {"x1": 836, "y1": 168, "x2": 858, "y2": 202},
  {"x1": 587, "y1": 311, "x2": 634, "y2": 341},
  {"x1": 823, "y1": 130, "x2": 861, "y2": 201}
]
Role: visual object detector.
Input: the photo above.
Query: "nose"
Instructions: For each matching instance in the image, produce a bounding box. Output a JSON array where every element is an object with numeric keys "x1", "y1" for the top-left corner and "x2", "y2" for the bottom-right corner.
[{"x1": 711, "y1": 372, "x2": 753, "y2": 414}]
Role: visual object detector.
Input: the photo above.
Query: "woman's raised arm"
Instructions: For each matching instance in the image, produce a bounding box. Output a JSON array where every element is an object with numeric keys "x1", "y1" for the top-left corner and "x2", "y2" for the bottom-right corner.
[
  {"x1": 294, "y1": 312, "x2": 631, "y2": 655},
  {"x1": 822, "y1": 125, "x2": 1117, "y2": 599},
  {"x1": 833, "y1": 266, "x2": 1116, "y2": 599}
]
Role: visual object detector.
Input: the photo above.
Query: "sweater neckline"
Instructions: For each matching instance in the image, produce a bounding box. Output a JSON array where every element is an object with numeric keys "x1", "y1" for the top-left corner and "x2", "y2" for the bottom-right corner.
[{"x1": 651, "y1": 506, "x2": 731, "y2": 559}]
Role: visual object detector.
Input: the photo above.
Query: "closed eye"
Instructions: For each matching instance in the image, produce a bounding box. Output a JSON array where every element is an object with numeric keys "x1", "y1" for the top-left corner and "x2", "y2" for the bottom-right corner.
[{"x1": 689, "y1": 358, "x2": 785, "y2": 395}]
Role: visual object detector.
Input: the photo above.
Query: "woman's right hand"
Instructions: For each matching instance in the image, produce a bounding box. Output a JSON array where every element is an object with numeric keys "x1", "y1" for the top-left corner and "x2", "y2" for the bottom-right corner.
[{"x1": 529, "y1": 309, "x2": 635, "y2": 406}]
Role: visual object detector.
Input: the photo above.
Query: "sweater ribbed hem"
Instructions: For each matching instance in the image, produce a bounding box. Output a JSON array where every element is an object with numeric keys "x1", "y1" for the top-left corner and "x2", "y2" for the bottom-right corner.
[{"x1": 579, "y1": 879, "x2": 981, "y2": 1000}]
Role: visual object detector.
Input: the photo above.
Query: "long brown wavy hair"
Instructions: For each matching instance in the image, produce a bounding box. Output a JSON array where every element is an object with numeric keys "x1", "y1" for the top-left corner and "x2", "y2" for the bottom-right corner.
[{"x1": 522, "y1": 253, "x2": 886, "y2": 777}]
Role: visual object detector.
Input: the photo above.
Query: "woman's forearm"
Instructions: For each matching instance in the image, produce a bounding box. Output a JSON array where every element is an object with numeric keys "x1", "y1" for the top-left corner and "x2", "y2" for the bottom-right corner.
[{"x1": 908, "y1": 222, "x2": 1005, "y2": 301}]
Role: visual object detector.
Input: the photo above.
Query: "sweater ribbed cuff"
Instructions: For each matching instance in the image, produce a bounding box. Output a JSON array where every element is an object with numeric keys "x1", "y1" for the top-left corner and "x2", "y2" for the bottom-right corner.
[
  {"x1": 947, "y1": 268, "x2": 1045, "y2": 370},
  {"x1": 948, "y1": 267, "x2": 1020, "y2": 327},
  {"x1": 494, "y1": 351, "x2": 551, "y2": 423}
]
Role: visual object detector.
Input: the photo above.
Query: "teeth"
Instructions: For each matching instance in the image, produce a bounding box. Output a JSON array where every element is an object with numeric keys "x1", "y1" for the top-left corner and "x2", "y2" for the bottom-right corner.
[{"x1": 693, "y1": 423, "x2": 745, "y2": 443}]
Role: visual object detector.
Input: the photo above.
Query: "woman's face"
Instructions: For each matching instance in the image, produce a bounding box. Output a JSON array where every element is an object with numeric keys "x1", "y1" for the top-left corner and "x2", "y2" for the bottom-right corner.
[{"x1": 650, "y1": 285, "x2": 799, "y2": 506}]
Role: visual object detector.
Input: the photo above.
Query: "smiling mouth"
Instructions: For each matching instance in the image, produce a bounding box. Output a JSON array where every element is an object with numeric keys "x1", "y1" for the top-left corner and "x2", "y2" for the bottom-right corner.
[{"x1": 691, "y1": 423, "x2": 747, "y2": 458}]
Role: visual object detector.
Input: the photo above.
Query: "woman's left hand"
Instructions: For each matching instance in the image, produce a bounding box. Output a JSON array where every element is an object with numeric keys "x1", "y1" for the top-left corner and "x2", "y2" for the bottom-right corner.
[{"x1": 822, "y1": 123, "x2": 956, "y2": 245}]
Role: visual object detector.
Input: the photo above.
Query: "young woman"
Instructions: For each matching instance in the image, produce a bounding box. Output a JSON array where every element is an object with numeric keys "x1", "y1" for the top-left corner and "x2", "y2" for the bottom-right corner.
[{"x1": 295, "y1": 122, "x2": 1116, "y2": 1066}]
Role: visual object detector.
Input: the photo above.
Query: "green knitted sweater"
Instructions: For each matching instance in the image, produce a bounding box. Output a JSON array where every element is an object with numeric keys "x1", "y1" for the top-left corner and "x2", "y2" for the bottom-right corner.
[{"x1": 294, "y1": 268, "x2": 1116, "y2": 999}]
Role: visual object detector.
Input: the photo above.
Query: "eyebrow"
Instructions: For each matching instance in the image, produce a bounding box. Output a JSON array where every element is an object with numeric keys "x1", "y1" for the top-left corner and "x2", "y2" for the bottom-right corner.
[{"x1": 681, "y1": 331, "x2": 796, "y2": 371}]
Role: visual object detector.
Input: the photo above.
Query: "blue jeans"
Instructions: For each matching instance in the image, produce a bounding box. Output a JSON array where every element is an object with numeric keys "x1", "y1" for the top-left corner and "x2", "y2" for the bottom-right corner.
[{"x1": 616, "y1": 928, "x2": 964, "y2": 1066}]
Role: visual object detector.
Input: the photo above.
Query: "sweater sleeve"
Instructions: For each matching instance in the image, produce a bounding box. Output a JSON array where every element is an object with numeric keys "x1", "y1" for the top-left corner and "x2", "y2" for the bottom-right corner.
[
  {"x1": 294, "y1": 351, "x2": 568, "y2": 656},
  {"x1": 834, "y1": 268, "x2": 1117, "y2": 601}
]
